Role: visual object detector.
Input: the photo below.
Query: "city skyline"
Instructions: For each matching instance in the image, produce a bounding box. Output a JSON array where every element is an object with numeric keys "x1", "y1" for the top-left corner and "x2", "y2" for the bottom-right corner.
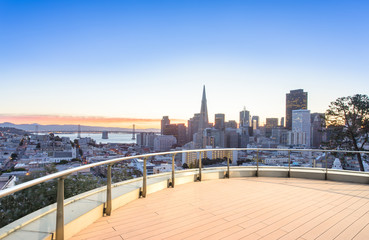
[
  {"x1": 0, "y1": 87, "x2": 342, "y2": 130},
  {"x1": 1, "y1": 0, "x2": 368, "y2": 129}
]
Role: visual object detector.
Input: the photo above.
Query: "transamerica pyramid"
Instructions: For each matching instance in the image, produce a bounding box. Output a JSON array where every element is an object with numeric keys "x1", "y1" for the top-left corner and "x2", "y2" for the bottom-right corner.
[{"x1": 199, "y1": 85, "x2": 209, "y2": 130}]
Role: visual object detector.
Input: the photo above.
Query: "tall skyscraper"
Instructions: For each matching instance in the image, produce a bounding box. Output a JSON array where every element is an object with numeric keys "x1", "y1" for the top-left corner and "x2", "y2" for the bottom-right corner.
[
  {"x1": 214, "y1": 113, "x2": 225, "y2": 130},
  {"x1": 292, "y1": 109, "x2": 311, "y2": 147},
  {"x1": 239, "y1": 107, "x2": 250, "y2": 128},
  {"x1": 280, "y1": 117, "x2": 285, "y2": 127},
  {"x1": 265, "y1": 118, "x2": 279, "y2": 138},
  {"x1": 162, "y1": 116, "x2": 187, "y2": 147},
  {"x1": 187, "y1": 113, "x2": 200, "y2": 142},
  {"x1": 163, "y1": 123, "x2": 177, "y2": 136},
  {"x1": 161, "y1": 116, "x2": 170, "y2": 135},
  {"x1": 266, "y1": 118, "x2": 279, "y2": 128},
  {"x1": 286, "y1": 89, "x2": 308, "y2": 130},
  {"x1": 225, "y1": 120, "x2": 237, "y2": 129},
  {"x1": 194, "y1": 85, "x2": 210, "y2": 148},
  {"x1": 203, "y1": 128, "x2": 225, "y2": 148},
  {"x1": 239, "y1": 107, "x2": 250, "y2": 147},
  {"x1": 251, "y1": 116, "x2": 259, "y2": 129},
  {"x1": 176, "y1": 124, "x2": 187, "y2": 146},
  {"x1": 199, "y1": 85, "x2": 209, "y2": 130},
  {"x1": 311, "y1": 113, "x2": 325, "y2": 148}
]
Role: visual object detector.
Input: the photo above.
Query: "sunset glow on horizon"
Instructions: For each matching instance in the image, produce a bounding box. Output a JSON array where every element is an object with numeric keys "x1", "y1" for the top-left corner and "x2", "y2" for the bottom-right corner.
[{"x1": 0, "y1": 114, "x2": 187, "y2": 129}]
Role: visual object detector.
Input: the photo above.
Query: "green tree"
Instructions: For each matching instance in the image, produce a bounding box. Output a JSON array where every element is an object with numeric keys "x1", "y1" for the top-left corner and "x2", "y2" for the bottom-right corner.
[
  {"x1": 10, "y1": 153, "x2": 18, "y2": 161},
  {"x1": 64, "y1": 174, "x2": 102, "y2": 197},
  {"x1": 1, "y1": 171, "x2": 104, "y2": 228},
  {"x1": 44, "y1": 164, "x2": 58, "y2": 174},
  {"x1": 112, "y1": 168, "x2": 131, "y2": 183},
  {"x1": 325, "y1": 94, "x2": 369, "y2": 171},
  {"x1": 56, "y1": 160, "x2": 69, "y2": 165}
]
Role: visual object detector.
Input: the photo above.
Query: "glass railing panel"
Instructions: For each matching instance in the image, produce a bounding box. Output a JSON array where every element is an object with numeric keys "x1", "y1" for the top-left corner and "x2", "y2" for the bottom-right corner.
[
  {"x1": 110, "y1": 161, "x2": 141, "y2": 184},
  {"x1": 259, "y1": 149, "x2": 289, "y2": 167},
  {"x1": 150, "y1": 154, "x2": 173, "y2": 177},
  {"x1": 202, "y1": 150, "x2": 228, "y2": 169},
  {"x1": 0, "y1": 179, "x2": 57, "y2": 228},
  {"x1": 236, "y1": 149, "x2": 257, "y2": 167},
  {"x1": 310, "y1": 151, "x2": 324, "y2": 169},
  {"x1": 287, "y1": 150, "x2": 310, "y2": 168},
  {"x1": 362, "y1": 152, "x2": 369, "y2": 172},
  {"x1": 0, "y1": 168, "x2": 104, "y2": 228}
]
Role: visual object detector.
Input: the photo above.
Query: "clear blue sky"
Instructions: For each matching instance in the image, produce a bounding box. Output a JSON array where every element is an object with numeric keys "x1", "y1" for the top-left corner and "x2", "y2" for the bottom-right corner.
[{"x1": 1, "y1": 0, "x2": 368, "y2": 128}]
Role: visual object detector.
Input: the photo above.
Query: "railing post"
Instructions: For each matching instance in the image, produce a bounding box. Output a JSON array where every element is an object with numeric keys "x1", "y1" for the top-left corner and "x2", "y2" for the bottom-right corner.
[
  {"x1": 198, "y1": 152, "x2": 202, "y2": 181},
  {"x1": 141, "y1": 157, "x2": 147, "y2": 197},
  {"x1": 105, "y1": 164, "x2": 112, "y2": 216},
  {"x1": 226, "y1": 150, "x2": 230, "y2": 178},
  {"x1": 288, "y1": 150, "x2": 291, "y2": 178},
  {"x1": 325, "y1": 152, "x2": 328, "y2": 180},
  {"x1": 56, "y1": 177, "x2": 65, "y2": 240},
  {"x1": 256, "y1": 150, "x2": 259, "y2": 177},
  {"x1": 171, "y1": 153, "x2": 176, "y2": 188}
]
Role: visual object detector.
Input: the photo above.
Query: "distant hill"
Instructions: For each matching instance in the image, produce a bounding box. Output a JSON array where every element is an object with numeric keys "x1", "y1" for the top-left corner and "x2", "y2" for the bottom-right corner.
[
  {"x1": 0, "y1": 127, "x2": 29, "y2": 135},
  {"x1": 0, "y1": 122, "x2": 159, "y2": 133}
]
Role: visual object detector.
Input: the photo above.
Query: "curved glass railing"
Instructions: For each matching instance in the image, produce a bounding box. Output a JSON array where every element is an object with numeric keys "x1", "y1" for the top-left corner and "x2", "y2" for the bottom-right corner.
[{"x1": 0, "y1": 148, "x2": 368, "y2": 239}]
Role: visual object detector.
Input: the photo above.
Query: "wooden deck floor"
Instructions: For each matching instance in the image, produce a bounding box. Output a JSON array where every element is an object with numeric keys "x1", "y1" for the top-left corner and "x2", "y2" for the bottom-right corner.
[{"x1": 71, "y1": 177, "x2": 369, "y2": 240}]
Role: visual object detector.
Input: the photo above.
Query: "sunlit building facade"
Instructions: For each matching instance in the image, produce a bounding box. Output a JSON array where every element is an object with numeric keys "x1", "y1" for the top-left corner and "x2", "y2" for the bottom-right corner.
[
  {"x1": 291, "y1": 109, "x2": 311, "y2": 147},
  {"x1": 286, "y1": 89, "x2": 308, "y2": 130},
  {"x1": 214, "y1": 113, "x2": 225, "y2": 130},
  {"x1": 239, "y1": 108, "x2": 250, "y2": 128}
]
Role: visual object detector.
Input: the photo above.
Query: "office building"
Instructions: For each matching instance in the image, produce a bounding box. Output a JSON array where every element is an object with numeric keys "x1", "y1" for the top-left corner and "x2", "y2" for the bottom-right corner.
[
  {"x1": 161, "y1": 116, "x2": 170, "y2": 135},
  {"x1": 265, "y1": 118, "x2": 279, "y2": 138},
  {"x1": 176, "y1": 124, "x2": 187, "y2": 146},
  {"x1": 225, "y1": 120, "x2": 237, "y2": 129},
  {"x1": 280, "y1": 117, "x2": 285, "y2": 127},
  {"x1": 187, "y1": 113, "x2": 200, "y2": 142},
  {"x1": 153, "y1": 135, "x2": 177, "y2": 152},
  {"x1": 225, "y1": 129, "x2": 239, "y2": 148},
  {"x1": 311, "y1": 113, "x2": 325, "y2": 148},
  {"x1": 251, "y1": 116, "x2": 259, "y2": 130},
  {"x1": 136, "y1": 132, "x2": 157, "y2": 149},
  {"x1": 291, "y1": 109, "x2": 311, "y2": 147},
  {"x1": 214, "y1": 114, "x2": 225, "y2": 130},
  {"x1": 195, "y1": 85, "x2": 210, "y2": 148},
  {"x1": 162, "y1": 116, "x2": 187, "y2": 147},
  {"x1": 286, "y1": 89, "x2": 308, "y2": 130},
  {"x1": 199, "y1": 85, "x2": 209, "y2": 130},
  {"x1": 239, "y1": 108, "x2": 250, "y2": 128}
]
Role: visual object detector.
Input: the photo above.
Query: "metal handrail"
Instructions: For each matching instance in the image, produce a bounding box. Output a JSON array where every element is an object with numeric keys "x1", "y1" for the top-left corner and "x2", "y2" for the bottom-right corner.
[
  {"x1": 0, "y1": 147, "x2": 368, "y2": 240},
  {"x1": 1, "y1": 147, "x2": 367, "y2": 198}
]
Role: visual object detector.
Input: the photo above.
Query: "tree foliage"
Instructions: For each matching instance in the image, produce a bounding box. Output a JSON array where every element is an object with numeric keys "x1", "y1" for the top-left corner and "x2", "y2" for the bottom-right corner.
[
  {"x1": 325, "y1": 94, "x2": 369, "y2": 171},
  {"x1": 0, "y1": 167, "x2": 104, "y2": 228},
  {"x1": 0, "y1": 181, "x2": 57, "y2": 228},
  {"x1": 10, "y1": 153, "x2": 18, "y2": 161}
]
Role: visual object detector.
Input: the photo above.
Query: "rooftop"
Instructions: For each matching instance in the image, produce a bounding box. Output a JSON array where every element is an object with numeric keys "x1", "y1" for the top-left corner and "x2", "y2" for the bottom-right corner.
[{"x1": 71, "y1": 177, "x2": 369, "y2": 240}]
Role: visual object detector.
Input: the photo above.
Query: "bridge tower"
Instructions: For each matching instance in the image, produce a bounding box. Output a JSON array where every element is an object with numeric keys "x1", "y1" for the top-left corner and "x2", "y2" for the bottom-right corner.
[
  {"x1": 77, "y1": 125, "x2": 81, "y2": 138},
  {"x1": 132, "y1": 124, "x2": 136, "y2": 140}
]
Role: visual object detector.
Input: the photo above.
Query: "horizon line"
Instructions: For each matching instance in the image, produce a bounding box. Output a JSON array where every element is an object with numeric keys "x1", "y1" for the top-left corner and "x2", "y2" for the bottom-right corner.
[{"x1": 0, "y1": 114, "x2": 187, "y2": 129}]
